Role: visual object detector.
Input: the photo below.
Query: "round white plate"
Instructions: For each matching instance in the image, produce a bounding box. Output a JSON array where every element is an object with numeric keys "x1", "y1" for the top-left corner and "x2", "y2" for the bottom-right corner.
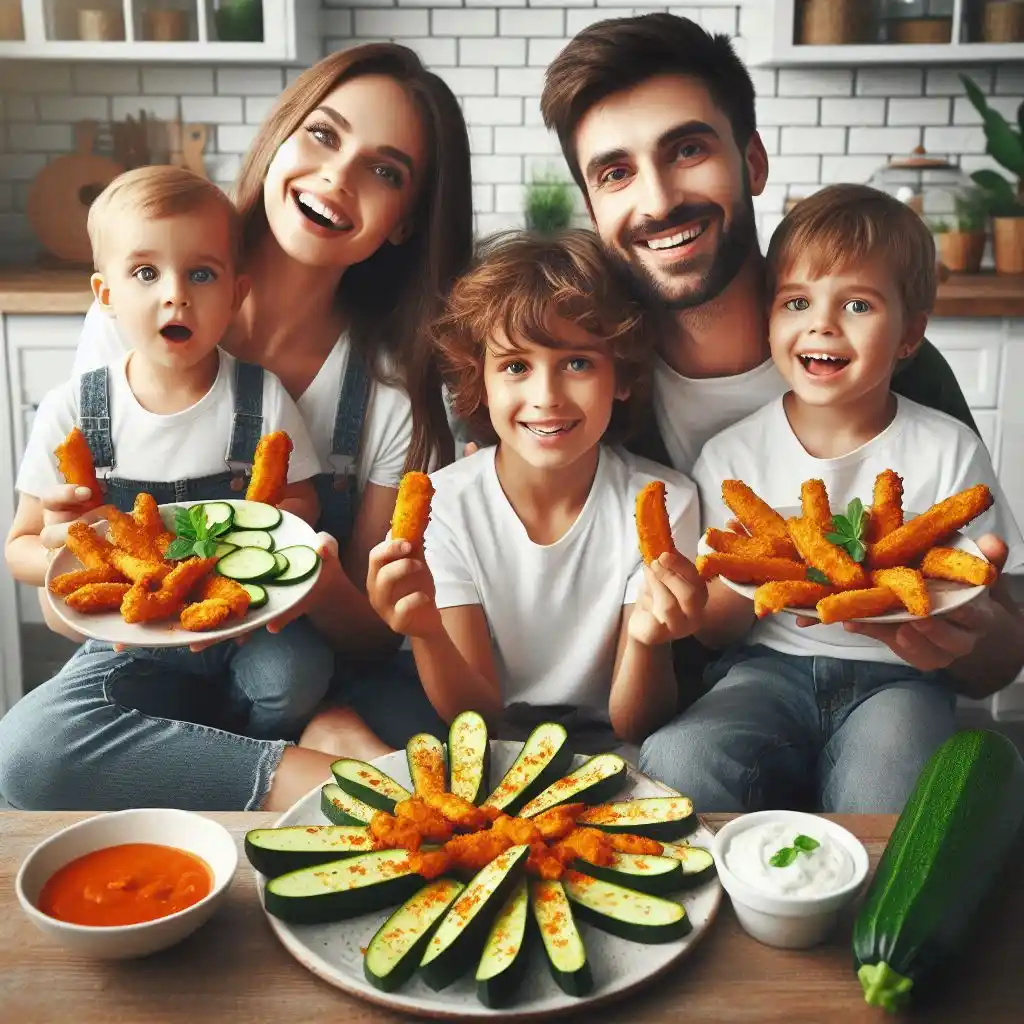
[
  {"x1": 45, "y1": 498, "x2": 321, "y2": 648},
  {"x1": 256, "y1": 741, "x2": 723, "y2": 1021},
  {"x1": 698, "y1": 505, "x2": 990, "y2": 624}
]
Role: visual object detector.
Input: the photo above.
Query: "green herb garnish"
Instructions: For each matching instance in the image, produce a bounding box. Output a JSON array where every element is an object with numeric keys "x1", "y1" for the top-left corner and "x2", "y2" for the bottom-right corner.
[
  {"x1": 826, "y1": 498, "x2": 868, "y2": 563},
  {"x1": 806, "y1": 567, "x2": 831, "y2": 585},
  {"x1": 165, "y1": 505, "x2": 231, "y2": 561},
  {"x1": 770, "y1": 833, "x2": 820, "y2": 867}
]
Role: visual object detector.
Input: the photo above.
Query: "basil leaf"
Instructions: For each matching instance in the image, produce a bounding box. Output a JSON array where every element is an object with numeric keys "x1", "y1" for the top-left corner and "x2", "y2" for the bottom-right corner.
[
  {"x1": 806, "y1": 567, "x2": 831, "y2": 585},
  {"x1": 209, "y1": 520, "x2": 232, "y2": 538},
  {"x1": 769, "y1": 847, "x2": 797, "y2": 868},
  {"x1": 189, "y1": 505, "x2": 209, "y2": 542},
  {"x1": 196, "y1": 538, "x2": 217, "y2": 558},
  {"x1": 174, "y1": 508, "x2": 195, "y2": 538},
  {"x1": 847, "y1": 498, "x2": 865, "y2": 532},
  {"x1": 825, "y1": 531, "x2": 850, "y2": 546},
  {"x1": 793, "y1": 834, "x2": 820, "y2": 852},
  {"x1": 831, "y1": 514, "x2": 852, "y2": 535},
  {"x1": 847, "y1": 539, "x2": 866, "y2": 563},
  {"x1": 165, "y1": 538, "x2": 196, "y2": 561}
]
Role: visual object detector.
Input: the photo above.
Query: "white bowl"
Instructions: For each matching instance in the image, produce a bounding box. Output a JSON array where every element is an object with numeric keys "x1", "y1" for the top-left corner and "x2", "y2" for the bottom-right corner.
[
  {"x1": 16, "y1": 808, "x2": 238, "y2": 959},
  {"x1": 712, "y1": 810, "x2": 870, "y2": 950}
]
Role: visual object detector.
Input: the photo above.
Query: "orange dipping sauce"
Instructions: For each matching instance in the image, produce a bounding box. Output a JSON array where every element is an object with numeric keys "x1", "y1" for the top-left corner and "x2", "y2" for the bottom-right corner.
[{"x1": 38, "y1": 843, "x2": 213, "y2": 927}]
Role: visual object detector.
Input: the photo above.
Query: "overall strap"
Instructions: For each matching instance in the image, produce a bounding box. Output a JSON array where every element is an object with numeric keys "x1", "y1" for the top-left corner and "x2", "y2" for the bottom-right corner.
[
  {"x1": 78, "y1": 367, "x2": 115, "y2": 471},
  {"x1": 225, "y1": 359, "x2": 265, "y2": 472},
  {"x1": 327, "y1": 350, "x2": 372, "y2": 486}
]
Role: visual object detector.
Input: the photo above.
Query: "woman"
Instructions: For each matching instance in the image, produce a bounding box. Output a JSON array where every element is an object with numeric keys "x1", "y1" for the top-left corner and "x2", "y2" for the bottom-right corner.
[{"x1": 0, "y1": 44, "x2": 472, "y2": 813}]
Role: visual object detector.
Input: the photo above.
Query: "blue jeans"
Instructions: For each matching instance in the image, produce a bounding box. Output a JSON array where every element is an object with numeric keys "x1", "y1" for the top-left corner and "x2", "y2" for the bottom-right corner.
[
  {"x1": 639, "y1": 645, "x2": 958, "y2": 814},
  {"x1": 0, "y1": 620, "x2": 333, "y2": 811}
]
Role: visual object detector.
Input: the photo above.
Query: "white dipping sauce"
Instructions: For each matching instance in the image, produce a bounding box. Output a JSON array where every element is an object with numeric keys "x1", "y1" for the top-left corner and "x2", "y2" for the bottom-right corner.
[{"x1": 724, "y1": 821, "x2": 854, "y2": 897}]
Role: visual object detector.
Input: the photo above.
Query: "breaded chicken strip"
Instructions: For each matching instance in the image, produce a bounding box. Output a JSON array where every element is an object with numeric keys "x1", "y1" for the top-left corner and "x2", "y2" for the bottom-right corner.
[
  {"x1": 870, "y1": 567, "x2": 931, "y2": 617},
  {"x1": 788, "y1": 516, "x2": 868, "y2": 590},
  {"x1": 696, "y1": 552, "x2": 809, "y2": 585},
  {"x1": 721, "y1": 480, "x2": 797, "y2": 557},
  {"x1": 65, "y1": 582, "x2": 132, "y2": 613},
  {"x1": 49, "y1": 565, "x2": 124, "y2": 596},
  {"x1": 816, "y1": 587, "x2": 903, "y2": 624},
  {"x1": 800, "y1": 479, "x2": 832, "y2": 532},
  {"x1": 920, "y1": 547, "x2": 997, "y2": 587},
  {"x1": 753, "y1": 580, "x2": 835, "y2": 618}
]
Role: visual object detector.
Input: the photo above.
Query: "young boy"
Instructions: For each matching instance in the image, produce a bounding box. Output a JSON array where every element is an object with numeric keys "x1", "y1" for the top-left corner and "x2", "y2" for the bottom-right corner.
[
  {"x1": 366, "y1": 230, "x2": 706, "y2": 751},
  {"x1": 640, "y1": 184, "x2": 1024, "y2": 813},
  {"x1": 4, "y1": 165, "x2": 334, "y2": 766}
]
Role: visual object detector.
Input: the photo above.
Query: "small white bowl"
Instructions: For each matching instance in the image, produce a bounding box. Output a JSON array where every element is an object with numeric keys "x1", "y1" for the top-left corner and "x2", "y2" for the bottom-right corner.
[
  {"x1": 712, "y1": 809, "x2": 870, "y2": 950},
  {"x1": 16, "y1": 808, "x2": 238, "y2": 959}
]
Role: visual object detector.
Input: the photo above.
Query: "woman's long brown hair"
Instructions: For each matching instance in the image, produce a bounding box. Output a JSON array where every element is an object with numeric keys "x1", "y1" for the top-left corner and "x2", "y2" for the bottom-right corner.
[{"x1": 233, "y1": 44, "x2": 473, "y2": 471}]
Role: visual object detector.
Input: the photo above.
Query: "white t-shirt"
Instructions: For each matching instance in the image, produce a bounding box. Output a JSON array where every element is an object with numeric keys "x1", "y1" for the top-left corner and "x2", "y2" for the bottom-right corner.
[
  {"x1": 422, "y1": 445, "x2": 700, "y2": 716},
  {"x1": 691, "y1": 395, "x2": 1024, "y2": 664},
  {"x1": 653, "y1": 354, "x2": 787, "y2": 475},
  {"x1": 73, "y1": 300, "x2": 414, "y2": 494},
  {"x1": 16, "y1": 350, "x2": 321, "y2": 497}
]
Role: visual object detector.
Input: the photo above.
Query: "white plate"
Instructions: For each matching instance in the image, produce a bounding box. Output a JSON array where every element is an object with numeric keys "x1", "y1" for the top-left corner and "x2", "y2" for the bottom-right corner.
[
  {"x1": 45, "y1": 499, "x2": 321, "y2": 648},
  {"x1": 698, "y1": 505, "x2": 989, "y2": 624},
  {"x1": 256, "y1": 741, "x2": 723, "y2": 1021}
]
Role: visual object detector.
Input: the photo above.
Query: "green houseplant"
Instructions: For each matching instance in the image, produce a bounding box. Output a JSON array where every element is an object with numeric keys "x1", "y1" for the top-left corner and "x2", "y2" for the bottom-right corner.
[
  {"x1": 960, "y1": 73, "x2": 1024, "y2": 274},
  {"x1": 928, "y1": 190, "x2": 988, "y2": 273},
  {"x1": 524, "y1": 174, "x2": 575, "y2": 234}
]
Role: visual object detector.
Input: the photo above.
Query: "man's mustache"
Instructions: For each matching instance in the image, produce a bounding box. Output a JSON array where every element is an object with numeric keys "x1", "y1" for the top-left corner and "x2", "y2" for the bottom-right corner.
[{"x1": 625, "y1": 202, "x2": 721, "y2": 246}]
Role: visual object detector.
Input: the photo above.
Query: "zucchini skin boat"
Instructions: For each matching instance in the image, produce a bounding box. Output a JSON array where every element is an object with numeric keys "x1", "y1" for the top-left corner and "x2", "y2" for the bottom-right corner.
[
  {"x1": 483, "y1": 722, "x2": 573, "y2": 815},
  {"x1": 244, "y1": 824, "x2": 373, "y2": 876},
  {"x1": 853, "y1": 729, "x2": 1024, "y2": 1013},
  {"x1": 530, "y1": 879, "x2": 593, "y2": 996},
  {"x1": 475, "y1": 879, "x2": 531, "y2": 1008},
  {"x1": 448, "y1": 711, "x2": 490, "y2": 805},
  {"x1": 576, "y1": 796, "x2": 696, "y2": 841}
]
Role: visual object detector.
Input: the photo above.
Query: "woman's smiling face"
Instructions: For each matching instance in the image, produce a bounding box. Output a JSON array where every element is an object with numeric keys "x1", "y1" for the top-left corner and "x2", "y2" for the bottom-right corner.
[{"x1": 263, "y1": 74, "x2": 428, "y2": 269}]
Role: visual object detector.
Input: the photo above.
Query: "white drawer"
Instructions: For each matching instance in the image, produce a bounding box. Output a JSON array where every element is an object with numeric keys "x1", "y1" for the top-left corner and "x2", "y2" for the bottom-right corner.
[
  {"x1": 925, "y1": 319, "x2": 1003, "y2": 408},
  {"x1": 16, "y1": 346, "x2": 77, "y2": 409},
  {"x1": 5, "y1": 315, "x2": 84, "y2": 349}
]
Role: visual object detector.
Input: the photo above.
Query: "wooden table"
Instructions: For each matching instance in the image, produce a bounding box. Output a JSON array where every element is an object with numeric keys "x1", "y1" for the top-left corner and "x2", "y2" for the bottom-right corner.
[{"x1": 1, "y1": 813, "x2": 1021, "y2": 1022}]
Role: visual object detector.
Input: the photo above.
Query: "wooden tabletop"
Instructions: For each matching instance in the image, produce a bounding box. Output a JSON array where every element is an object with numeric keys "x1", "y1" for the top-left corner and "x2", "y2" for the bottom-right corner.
[
  {"x1": 2, "y1": 812, "x2": 1021, "y2": 1022},
  {"x1": 932, "y1": 272, "x2": 1024, "y2": 318}
]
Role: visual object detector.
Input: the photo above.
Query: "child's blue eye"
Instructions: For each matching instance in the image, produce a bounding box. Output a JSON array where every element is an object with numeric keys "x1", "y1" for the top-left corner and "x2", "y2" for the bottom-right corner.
[
  {"x1": 784, "y1": 297, "x2": 809, "y2": 311},
  {"x1": 567, "y1": 357, "x2": 592, "y2": 372},
  {"x1": 845, "y1": 299, "x2": 870, "y2": 314},
  {"x1": 504, "y1": 361, "x2": 527, "y2": 376},
  {"x1": 190, "y1": 268, "x2": 216, "y2": 284},
  {"x1": 133, "y1": 266, "x2": 158, "y2": 283}
]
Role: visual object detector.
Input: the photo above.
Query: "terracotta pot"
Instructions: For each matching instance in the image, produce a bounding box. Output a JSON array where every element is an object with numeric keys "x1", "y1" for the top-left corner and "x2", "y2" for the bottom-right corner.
[
  {"x1": 992, "y1": 217, "x2": 1024, "y2": 274},
  {"x1": 798, "y1": 0, "x2": 870, "y2": 44},
  {"x1": 937, "y1": 231, "x2": 986, "y2": 274}
]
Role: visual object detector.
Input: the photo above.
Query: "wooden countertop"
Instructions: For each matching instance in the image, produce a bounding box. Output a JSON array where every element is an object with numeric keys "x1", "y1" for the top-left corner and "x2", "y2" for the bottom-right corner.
[{"x1": 0, "y1": 267, "x2": 1022, "y2": 318}]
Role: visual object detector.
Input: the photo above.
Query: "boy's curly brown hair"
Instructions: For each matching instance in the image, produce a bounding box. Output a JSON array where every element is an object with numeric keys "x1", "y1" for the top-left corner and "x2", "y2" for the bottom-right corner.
[{"x1": 431, "y1": 229, "x2": 655, "y2": 446}]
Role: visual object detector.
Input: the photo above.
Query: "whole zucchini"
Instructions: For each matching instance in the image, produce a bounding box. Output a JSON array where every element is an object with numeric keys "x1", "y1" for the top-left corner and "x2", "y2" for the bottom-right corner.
[{"x1": 853, "y1": 729, "x2": 1024, "y2": 1012}]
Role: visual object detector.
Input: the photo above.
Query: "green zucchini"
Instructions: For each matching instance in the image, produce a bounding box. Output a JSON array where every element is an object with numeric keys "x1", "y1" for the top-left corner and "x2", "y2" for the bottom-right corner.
[
  {"x1": 270, "y1": 545, "x2": 319, "y2": 584},
  {"x1": 213, "y1": 541, "x2": 238, "y2": 559},
  {"x1": 475, "y1": 879, "x2": 530, "y2": 1008},
  {"x1": 562, "y1": 868, "x2": 691, "y2": 943},
  {"x1": 530, "y1": 879, "x2": 593, "y2": 996},
  {"x1": 221, "y1": 528, "x2": 274, "y2": 551},
  {"x1": 519, "y1": 753, "x2": 628, "y2": 818},
  {"x1": 448, "y1": 710, "x2": 490, "y2": 805},
  {"x1": 577, "y1": 796, "x2": 697, "y2": 841},
  {"x1": 321, "y1": 782, "x2": 376, "y2": 826},
  {"x1": 263, "y1": 849, "x2": 421, "y2": 924},
  {"x1": 331, "y1": 758, "x2": 412, "y2": 813},
  {"x1": 482, "y1": 721, "x2": 572, "y2": 815},
  {"x1": 241, "y1": 582, "x2": 267, "y2": 609},
  {"x1": 229, "y1": 499, "x2": 282, "y2": 530},
  {"x1": 196, "y1": 501, "x2": 234, "y2": 529},
  {"x1": 215, "y1": 546, "x2": 277, "y2": 582},
  {"x1": 853, "y1": 729, "x2": 1024, "y2": 1013},
  {"x1": 419, "y1": 844, "x2": 529, "y2": 990},
  {"x1": 244, "y1": 824, "x2": 373, "y2": 876},
  {"x1": 364, "y1": 878, "x2": 465, "y2": 993},
  {"x1": 661, "y1": 843, "x2": 717, "y2": 887},
  {"x1": 407, "y1": 733, "x2": 447, "y2": 797},
  {"x1": 574, "y1": 851, "x2": 684, "y2": 895}
]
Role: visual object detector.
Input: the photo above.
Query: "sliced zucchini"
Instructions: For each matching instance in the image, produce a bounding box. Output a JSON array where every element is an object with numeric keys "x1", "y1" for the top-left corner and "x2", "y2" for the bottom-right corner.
[
  {"x1": 661, "y1": 843, "x2": 716, "y2": 887},
  {"x1": 213, "y1": 541, "x2": 238, "y2": 559},
  {"x1": 264, "y1": 849, "x2": 421, "y2": 924},
  {"x1": 321, "y1": 782, "x2": 377, "y2": 826},
  {"x1": 483, "y1": 722, "x2": 573, "y2": 816},
  {"x1": 270, "y1": 545, "x2": 320, "y2": 585},
  {"x1": 270, "y1": 551, "x2": 289, "y2": 578},
  {"x1": 244, "y1": 824, "x2": 373, "y2": 877},
  {"x1": 419, "y1": 844, "x2": 530, "y2": 990},
  {"x1": 197, "y1": 501, "x2": 234, "y2": 529},
  {"x1": 221, "y1": 528, "x2": 275, "y2": 551},
  {"x1": 575, "y1": 851, "x2": 683, "y2": 895},
  {"x1": 530, "y1": 879, "x2": 593, "y2": 996},
  {"x1": 407, "y1": 733, "x2": 447, "y2": 797},
  {"x1": 577, "y1": 796, "x2": 697, "y2": 842},
  {"x1": 448, "y1": 710, "x2": 489, "y2": 805},
  {"x1": 215, "y1": 547, "x2": 278, "y2": 583},
  {"x1": 475, "y1": 879, "x2": 530, "y2": 1008},
  {"x1": 332, "y1": 758, "x2": 412, "y2": 813},
  {"x1": 364, "y1": 878, "x2": 465, "y2": 993},
  {"x1": 562, "y1": 868, "x2": 691, "y2": 943},
  {"x1": 519, "y1": 753, "x2": 628, "y2": 819},
  {"x1": 229, "y1": 499, "x2": 282, "y2": 530},
  {"x1": 241, "y1": 582, "x2": 267, "y2": 609}
]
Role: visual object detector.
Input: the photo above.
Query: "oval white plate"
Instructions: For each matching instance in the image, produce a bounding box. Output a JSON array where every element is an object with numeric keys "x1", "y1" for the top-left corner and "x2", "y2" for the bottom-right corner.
[
  {"x1": 256, "y1": 741, "x2": 723, "y2": 1021},
  {"x1": 45, "y1": 499, "x2": 321, "y2": 648},
  {"x1": 698, "y1": 505, "x2": 989, "y2": 624}
]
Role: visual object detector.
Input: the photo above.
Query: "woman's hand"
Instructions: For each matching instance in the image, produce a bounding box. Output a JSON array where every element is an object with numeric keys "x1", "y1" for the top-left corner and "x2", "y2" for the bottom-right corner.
[
  {"x1": 366, "y1": 538, "x2": 443, "y2": 639},
  {"x1": 627, "y1": 551, "x2": 708, "y2": 647},
  {"x1": 265, "y1": 531, "x2": 341, "y2": 634},
  {"x1": 38, "y1": 485, "x2": 113, "y2": 550}
]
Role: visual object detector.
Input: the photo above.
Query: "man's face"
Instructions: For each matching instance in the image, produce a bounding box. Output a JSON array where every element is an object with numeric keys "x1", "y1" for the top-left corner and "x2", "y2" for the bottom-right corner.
[{"x1": 573, "y1": 74, "x2": 767, "y2": 310}]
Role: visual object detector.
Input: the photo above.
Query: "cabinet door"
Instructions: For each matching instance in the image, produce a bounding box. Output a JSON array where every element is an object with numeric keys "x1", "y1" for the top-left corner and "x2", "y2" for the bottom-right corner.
[{"x1": 923, "y1": 319, "x2": 1003, "y2": 409}]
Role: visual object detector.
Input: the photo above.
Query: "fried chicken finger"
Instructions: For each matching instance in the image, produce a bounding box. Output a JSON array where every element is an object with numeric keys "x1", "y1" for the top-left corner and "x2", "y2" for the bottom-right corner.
[
  {"x1": 800, "y1": 479, "x2": 832, "y2": 532},
  {"x1": 721, "y1": 480, "x2": 796, "y2": 557},
  {"x1": 636, "y1": 481, "x2": 675, "y2": 565},
  {"x1": 246, "y1": 431, "x2": 292, "y2": 506},
  {"x1": 391, "y1": 471, "x2": 434, "y2": 548},
  {"x1": 870, "y1": 567, "x2": 931, "y2": 617},
  {"x1": 920, "y1": 547, "x2": 997, "y2": 587},
  {"x1": 816, "y1": 587, "x2": 903, "y2": 625},
  {"x1": 703, "y1": 528, "x2": 791, "y2": 559},
  {"x1": 787, "y1": 515, "x2": 868, "y2": 590},
  {"x1": 696, "y1": 552, "x2": 809, "y2": 585},
  {"x1": 65, "y1": 520, "x2": 116, "y2": 570},
  {"x1": 753, "y1": 580, "x2": 835, "y2": 618},
  {"x1": 65, "y1": 582, "x2": 132, "y2": 614},
  {"x1": 867, "y1": 469, "x2": 904, "y2": 544},
  {"x1": 48, "y1": 565, "x2": 125, "y2": 597},
  {"x1": 54, "y1": 427, "x2": 103, "y2": 512}
]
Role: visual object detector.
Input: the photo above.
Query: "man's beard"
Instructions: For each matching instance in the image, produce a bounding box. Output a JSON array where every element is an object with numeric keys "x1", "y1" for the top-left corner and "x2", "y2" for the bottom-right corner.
[{"x1": 608, "y1": 194, "x2": 759, "y2": 312}]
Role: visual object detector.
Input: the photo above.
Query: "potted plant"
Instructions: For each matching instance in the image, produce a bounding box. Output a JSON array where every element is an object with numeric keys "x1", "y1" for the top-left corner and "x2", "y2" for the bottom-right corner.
[
  {"x1": 960, "y1": 73, "x2": 1024, "y2": 274},
  {"x1": 524, "y1": 173, "x2": 575, "y2": 234},
  {"x1": 929, "y1": 190, "x2": 988, "y2": 273}
]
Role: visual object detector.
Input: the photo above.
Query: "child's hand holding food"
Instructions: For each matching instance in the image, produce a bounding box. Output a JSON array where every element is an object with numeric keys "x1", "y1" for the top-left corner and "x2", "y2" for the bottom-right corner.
[
  {"x1": 628, "y1": 551, "x2": 708, "y2": 647},
  {"x1": 366, "y1": 537, "x2": 443, "y2": 639}
]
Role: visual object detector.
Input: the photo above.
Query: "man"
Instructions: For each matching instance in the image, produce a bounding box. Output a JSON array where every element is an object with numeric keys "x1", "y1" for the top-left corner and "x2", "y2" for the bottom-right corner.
[{"x1": 537, "y1": 14, "x2": 1022, "y2": 746}]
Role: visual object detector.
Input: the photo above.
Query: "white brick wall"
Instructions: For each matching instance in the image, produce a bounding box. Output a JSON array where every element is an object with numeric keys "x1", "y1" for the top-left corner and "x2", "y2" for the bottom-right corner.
[{"x1": 0, "y1": 0, "x2": 1022, "y2": 262}]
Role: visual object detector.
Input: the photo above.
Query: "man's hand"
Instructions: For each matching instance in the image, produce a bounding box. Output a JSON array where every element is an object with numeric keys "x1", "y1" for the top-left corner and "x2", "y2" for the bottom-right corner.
[
  {"x1": 366, "y1": 538, "x2": 443, "y2": 639},
  {"x1": 627, "y1": 551, "x2": 708, "y2": 647}
]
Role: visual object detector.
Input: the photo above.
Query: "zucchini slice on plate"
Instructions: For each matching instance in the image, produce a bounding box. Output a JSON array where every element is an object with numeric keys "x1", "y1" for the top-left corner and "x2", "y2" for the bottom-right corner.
[
  {"x1": 215, "y1": 547, "x2": 277, "y2": 583},
  {"x1": 661, "y1": 843, "x2": 716, "y2": 887},
  {"x1": 448, "y1": 710, "x2": 490, "y2": 805},
  {"x1": 419, "y1": 844, "x2": 530, "y2": 990},
  {"x1": 407, "y1": 733, "x2": 447, "y2": 797},
  {"x1": 271, "y1": 545, "x2": 320, "y2": 585},
  {"x1": 482, "y1": 722, "x2": 573, "y2": 815},
  {"x1": 331, "y1": 758, "x2": 412, "y2": 813},
  {"x1": 577, "y1": 795, "x2": 697, "y2": 841},
  {"x1": 196, "y1": 501, "x2": 234, "y2": 530},
  {"x1": 229, "y1": 499, "x2": 282, "y2": 531},
  {"x1": 475, "y1": 879, "x2": 530, "y2": 1008},
  {"x1": 364, "y1": 878, "x2": 465, "y2": 993},
  {"x1": 530, "y1": 879, "x2": 593, "y2": 996},
  {"x1": 244, "y1": 824, "x2": 373, "y2": 877},
  {"x1": 268, "y1": 552, "x2": 289, "y2": 579},
  {"x1": 562, "y1": 868, "x2": 692, "y2": 943},
  {"x1": 519, "y1": 753, "x2": 628, "y2": 818},
  {"x1": 220, "y1": 528, "x2": 274, "y2": 551},
  {"x1": 241, "y1": 582, "x2": 267, "y2": 609},
  {"x1": 213, "y1": 542, "x2": 237, "y2": 559},
  {"x1": 263, "y1": 849, "x2": 421, "y2": 924},
  {"x1": 321, "y1": 782, "x2": 378, "y2": 826},
  {"x1": 575, "y1": 851, "x2": 683, "y2": 895}
]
